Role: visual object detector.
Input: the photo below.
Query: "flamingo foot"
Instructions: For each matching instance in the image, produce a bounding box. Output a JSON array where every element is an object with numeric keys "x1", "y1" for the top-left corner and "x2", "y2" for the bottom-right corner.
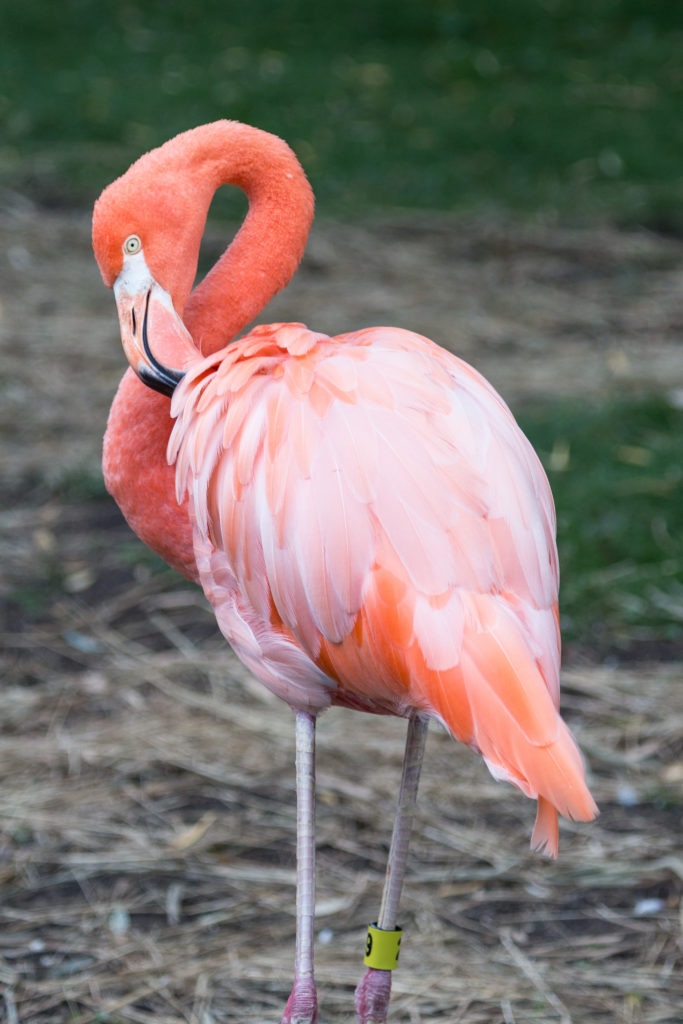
[
  {"x1": 281, "y1": 975, "x2": 318, "y2": 1024},
  {"x1": 354, "y1": 967, "x2": 392, "y2": 1024}
]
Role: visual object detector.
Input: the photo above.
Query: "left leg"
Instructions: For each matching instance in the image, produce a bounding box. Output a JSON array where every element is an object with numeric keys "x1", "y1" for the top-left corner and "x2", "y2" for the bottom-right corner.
[{"x1": 282, "y1": 710, "x2": 318, "y2": 1024}]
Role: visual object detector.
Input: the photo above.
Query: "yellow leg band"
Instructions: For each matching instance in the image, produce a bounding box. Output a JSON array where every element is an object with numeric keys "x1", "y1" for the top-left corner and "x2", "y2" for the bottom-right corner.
[{"x1": 363, "y1": 923, "x2": 402, "y2": 970}]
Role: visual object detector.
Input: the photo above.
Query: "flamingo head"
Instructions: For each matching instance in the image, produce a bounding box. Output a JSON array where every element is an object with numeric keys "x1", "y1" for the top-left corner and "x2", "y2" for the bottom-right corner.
[
  {"x1": 92, "y1": 140, "x2": 213, "y2": 396},
  {"x1": 93, "y1": 121, "x2": 316, "y2": 395}
]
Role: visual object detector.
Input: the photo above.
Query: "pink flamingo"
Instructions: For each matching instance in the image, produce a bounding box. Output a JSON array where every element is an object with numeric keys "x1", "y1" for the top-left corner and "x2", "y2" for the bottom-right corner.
[{"x1": 93, "y1": 121, "x2": 597, "y2": 1024}]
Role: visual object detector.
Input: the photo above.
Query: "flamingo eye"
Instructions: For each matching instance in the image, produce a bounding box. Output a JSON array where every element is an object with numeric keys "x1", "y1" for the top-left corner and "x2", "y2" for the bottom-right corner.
[{"x1": 123, "y1": 234, "x2": 142, "y2": 255}]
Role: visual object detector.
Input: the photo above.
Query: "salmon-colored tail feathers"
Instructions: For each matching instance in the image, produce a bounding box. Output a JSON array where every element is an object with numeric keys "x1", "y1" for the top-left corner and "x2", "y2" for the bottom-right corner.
[{"x1": 411, "y1": 595, "x2": 598, "y2": 858}]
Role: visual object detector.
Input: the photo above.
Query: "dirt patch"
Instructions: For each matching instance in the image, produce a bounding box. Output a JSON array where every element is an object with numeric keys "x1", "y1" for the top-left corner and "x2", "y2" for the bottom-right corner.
[{"x1": 1, "y1": 202, "x2": 682, "y2": 1022}]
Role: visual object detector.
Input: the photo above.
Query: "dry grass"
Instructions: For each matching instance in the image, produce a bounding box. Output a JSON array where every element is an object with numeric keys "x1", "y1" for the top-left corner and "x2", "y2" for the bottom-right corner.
[
  {"x1": 1, "y1": 495, "x2": 681, "y2": 1024},
  {"x1": 1, "y1": 204, "x2": 682, "y2": 1022}
]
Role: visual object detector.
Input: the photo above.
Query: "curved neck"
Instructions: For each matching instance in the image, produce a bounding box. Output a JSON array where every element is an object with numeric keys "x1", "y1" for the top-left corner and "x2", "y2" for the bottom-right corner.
[
  {"x1": 179, "y1": 121, "x2": 315, "y2": 354},
  {"x1": 102, "y1": 123, "x2": 314, "y2": 580}
]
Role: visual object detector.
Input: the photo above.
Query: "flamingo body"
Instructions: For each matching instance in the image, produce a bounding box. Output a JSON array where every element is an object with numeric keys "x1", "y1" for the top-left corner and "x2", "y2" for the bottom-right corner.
[{"x1": 166, "y1": 318, "x2": 592, "y2": 856}]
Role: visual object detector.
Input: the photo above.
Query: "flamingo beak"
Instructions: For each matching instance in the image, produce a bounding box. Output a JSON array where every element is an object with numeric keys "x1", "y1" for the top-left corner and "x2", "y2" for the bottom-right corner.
[{"x1": 113, "y1": 256, "x2": 193, "y2": 399}]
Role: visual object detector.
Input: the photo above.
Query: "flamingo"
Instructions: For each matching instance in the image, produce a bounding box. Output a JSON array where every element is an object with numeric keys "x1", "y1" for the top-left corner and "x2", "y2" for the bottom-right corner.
[{"x1": 92, "y1": 121, "x2": 598, "y2": 1024}]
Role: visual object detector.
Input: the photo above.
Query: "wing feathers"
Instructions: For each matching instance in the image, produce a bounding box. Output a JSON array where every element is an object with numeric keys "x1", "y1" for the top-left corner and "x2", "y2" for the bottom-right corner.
[
  {"x1": 172, "y1": 323, "x2": 560, "y2": 669},
  {"x1": 168, "y1": 323, "x2": 595, "y2": 853}
]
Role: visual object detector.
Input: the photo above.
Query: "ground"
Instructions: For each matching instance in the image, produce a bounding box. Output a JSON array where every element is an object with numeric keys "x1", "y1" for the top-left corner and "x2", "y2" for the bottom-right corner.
[{"x1": 0, "y1": 199, "x2": 682, "y2": 1023}]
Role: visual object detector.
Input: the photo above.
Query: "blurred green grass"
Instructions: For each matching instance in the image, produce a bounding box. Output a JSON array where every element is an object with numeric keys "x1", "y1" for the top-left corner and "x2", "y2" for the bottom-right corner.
[
  {"x1": 520, "y1": 396, "x2": 683, "y2": 658},
  {"x1": 2, "y1": 0, "x2": 683, "y2": 225}
]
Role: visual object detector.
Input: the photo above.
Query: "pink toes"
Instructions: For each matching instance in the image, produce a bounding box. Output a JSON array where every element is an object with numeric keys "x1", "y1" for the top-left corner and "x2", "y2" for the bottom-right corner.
[
  {"x1": 354, "y1": 967, "x2": 392, "y2": 1024},
  {"x1": 281, "y1": 975, "x2": 318, "y2": 1024}
]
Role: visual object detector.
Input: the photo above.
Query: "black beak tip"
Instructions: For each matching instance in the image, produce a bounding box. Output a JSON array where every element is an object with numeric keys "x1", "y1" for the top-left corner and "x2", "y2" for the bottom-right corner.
[{"x1": 138, "y1": 364, "x2": 185, "y2": 398}]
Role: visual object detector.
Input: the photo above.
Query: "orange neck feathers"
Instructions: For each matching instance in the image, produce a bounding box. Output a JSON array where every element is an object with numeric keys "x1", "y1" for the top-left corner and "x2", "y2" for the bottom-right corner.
[
  {"x1": 99, "y1": 121, "x2": 315, "y2": 576},
  {"x1": 182, "y1": 121, "x2": 315, "y2": 353}
]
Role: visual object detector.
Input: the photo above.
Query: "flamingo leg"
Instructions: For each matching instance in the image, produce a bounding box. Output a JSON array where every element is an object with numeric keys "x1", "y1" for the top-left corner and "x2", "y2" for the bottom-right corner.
[
  {"x1": 282, "y1": 710, "x2": 318, "y2": 1024},
  {"x1": 354, "y1": 713, "x2": 429, "y2": 1024}
]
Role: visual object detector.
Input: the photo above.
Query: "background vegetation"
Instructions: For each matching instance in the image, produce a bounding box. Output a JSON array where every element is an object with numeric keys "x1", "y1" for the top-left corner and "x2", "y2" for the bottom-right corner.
[{"x1": 3, "y1": 0, "x2": 683, "y2": 224}]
